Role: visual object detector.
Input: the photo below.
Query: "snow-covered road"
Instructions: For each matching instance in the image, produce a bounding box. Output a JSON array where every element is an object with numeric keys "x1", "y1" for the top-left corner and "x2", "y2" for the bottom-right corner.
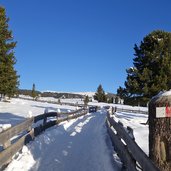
[{"x1": 5, "y1": 111, "x2": 121, "y2": 171}]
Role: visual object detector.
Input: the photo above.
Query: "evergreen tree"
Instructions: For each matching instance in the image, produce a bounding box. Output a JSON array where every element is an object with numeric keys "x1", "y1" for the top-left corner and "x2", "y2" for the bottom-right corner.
[
  {"x1": 117, "y1": 86, "x2": 127, "y2": 100},
  {"x1": 94, "y1": 84, "x2": 107, "y2": 102},
  {"x1": 58, "y1": 98, "x2": 61, "y2": 104},
  {"x1": 115, "y1": 96, "x2": 119, "y2": 104},
  {"x1": 31, "y1": 83, "x2": 37, "y2": 100},
  {"x1": 107, "y1": 97, "x2": 113, "y2": 103},
  {"x1": 0, "y1": 6, "x2": 19, "y2": 98},
  {"x1": 117, "y1": 30, "x2": 171, "y2": 106},
  {"x1": 84, "y1": 95, "x2": 89, "y2": 106}
]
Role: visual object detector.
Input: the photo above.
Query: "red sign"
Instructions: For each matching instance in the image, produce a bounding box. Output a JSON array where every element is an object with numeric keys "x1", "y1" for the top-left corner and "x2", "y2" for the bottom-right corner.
[{"x1": 165, "y1": 105, "x2": 171, "y2": 117}]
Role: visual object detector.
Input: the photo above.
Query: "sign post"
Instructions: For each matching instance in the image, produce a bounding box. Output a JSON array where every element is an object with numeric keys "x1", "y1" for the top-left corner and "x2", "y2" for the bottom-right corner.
[{"x1": 149, "y1": 91, "x2": 171, "y2": 171}]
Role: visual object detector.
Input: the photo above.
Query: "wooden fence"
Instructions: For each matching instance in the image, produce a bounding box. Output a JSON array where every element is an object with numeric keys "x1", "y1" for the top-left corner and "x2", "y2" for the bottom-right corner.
[
  {"x1": 114, "y1": 107, "x2": 148, "y2": 115},
  {"x1": 106, "y1": 111, "x2": 159, "y2": 171},
  {"x1": 18, "y1": 96, "x2": 85, "y2": 107},
  {"x1": 0, "y1": 108, "x2": 87, "y2": 169}
]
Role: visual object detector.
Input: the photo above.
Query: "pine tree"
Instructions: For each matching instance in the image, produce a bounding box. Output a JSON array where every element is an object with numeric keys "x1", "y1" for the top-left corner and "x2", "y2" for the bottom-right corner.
[
  {"x1": 58, "y1": 99, "x2": 61, "y2": 104},
  {"x1": 118, "y1": 30, "x2": 171, "y2": 106},
  {"x1": 31, "y1": 83, "x2": 37, "y2": 100},
  {"x1": 0, "y1": 6, "x2": 19, "y2": 99},
  {"x1": 94, "y1": 84, "x2": 107, "y2": 102},
  {"x1": 84, "y1": 95, "x2": 89, "y2": 106}
]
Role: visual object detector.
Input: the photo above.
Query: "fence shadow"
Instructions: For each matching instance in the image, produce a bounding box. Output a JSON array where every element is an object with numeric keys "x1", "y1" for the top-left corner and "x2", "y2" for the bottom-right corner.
[
  {"x1": 31, "y1": 105, "x2": 74, "y2": 113},
  {"x1": 0, "y1": 112, "x2": 26, "y2": 126},
  {"x1": 29, "y1": 113, "x2": 121, "y2": 171}
]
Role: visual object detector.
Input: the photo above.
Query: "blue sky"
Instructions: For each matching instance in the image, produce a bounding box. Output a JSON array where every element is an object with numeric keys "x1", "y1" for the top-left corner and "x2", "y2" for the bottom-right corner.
[{"x1": 1, "y1": 0, "x2": 171, "y2": 93}]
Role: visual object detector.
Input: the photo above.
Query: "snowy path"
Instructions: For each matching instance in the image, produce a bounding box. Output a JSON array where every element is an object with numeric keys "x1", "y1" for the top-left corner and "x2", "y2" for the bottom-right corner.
[{"x1": 5, "y1": 111, "x2": 121, "y2": 171}]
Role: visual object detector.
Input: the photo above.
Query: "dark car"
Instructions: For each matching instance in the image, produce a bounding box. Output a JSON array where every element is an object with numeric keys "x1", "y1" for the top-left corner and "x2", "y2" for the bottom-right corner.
[{"x1": 89, "y1": 106, "x2": 97, "y2": 113}]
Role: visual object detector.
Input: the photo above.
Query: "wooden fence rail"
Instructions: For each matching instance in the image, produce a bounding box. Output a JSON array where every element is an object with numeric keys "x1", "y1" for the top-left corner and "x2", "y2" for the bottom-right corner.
[
  {"x1": 106, "y1": 112, "x2": 159, "y2": 171},
  {"x1": 115, "y1": 107, "x2": 148, "y2": 115},
  {"x1": 18, "y1": 96, "x2": 85, "y2": 107},
  {"x1": 0, "y1": 108, "x2": 88, "y2": 169},
  {"x1": 0, "y1": 118, "x2": 34, "y2": 149}
]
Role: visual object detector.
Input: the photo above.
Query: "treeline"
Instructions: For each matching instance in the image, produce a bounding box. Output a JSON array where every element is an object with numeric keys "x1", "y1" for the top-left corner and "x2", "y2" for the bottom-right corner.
[
  {"x1": 42, "y1": 92, "x2": 84, "y2": 99},
  {"x1": 18, "y1": 89, "x2": 84, "y2": 99},
  {"x1": 17, "y1": 89, "x2": 41, "y2": 97}
]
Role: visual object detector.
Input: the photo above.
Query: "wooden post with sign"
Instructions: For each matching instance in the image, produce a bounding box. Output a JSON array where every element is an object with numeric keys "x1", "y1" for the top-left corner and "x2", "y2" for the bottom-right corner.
[{"x1": 148, "y1": 91, "x2": 171, "y2": 171}]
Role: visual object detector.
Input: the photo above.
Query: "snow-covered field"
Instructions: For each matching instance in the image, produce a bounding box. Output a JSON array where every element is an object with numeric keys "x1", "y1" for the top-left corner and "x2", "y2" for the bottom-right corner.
[
  {"x1": 0, "y1": 98, "x2": 149, "y2": 171},
  {"x1": 0, "y1": 98, "x2": 77, "y2": 126}
]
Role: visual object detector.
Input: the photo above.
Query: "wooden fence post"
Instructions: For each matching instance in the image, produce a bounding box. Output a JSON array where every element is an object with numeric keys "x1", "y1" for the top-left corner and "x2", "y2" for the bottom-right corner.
[
  {"x1": 149, "y1": 91, "x2": 171, "y2": 171},
  {"x1": 3, "y1": 140, "x2": 11, "y2": 150},
  {"x1": 43, "y1": 109, "x2": 47, "y2": 126},
  {"x1": 115, "y1": 107, "x2": 117, "y2": 113},
  {"x1": 2, "y1": 125, "x2": 12, "y2": 150},
  {"x1": 111, "y1": 107, "x2": 116, "y2": 115},
  {"x1": 127, "y1": 126, "x2": 135, "y2": 141}
]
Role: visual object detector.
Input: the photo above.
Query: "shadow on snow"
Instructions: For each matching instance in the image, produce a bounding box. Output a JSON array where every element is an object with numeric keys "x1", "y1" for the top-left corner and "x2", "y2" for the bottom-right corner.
[{"x1": 29, "y1": 112, "x2": 121, "y2": 171}]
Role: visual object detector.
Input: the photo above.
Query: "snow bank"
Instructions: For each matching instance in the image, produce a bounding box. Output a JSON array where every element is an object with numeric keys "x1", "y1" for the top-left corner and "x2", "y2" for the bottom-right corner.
[
  {"x1": 4, "y1": 146, "x2": 36, "y2": 171},
  {"x1": 0, "y1": 98, "x2": 77, "y2": 126},
  {"x1": 0, "y1": 124, "x2": 11, "y2": 133},
  {"x1": 155, "y1": 90, "x2": 171, "y2": 97},
  {"x1": 114, "y1": 111, "x2": 149, "y2": 155},
  {"x1": 151, "y1": 90, "x2": 171, "y2": 100}
]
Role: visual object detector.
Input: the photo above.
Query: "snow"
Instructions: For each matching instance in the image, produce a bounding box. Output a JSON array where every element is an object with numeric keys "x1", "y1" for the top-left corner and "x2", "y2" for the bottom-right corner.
[
  {"x1": 0, "y1": 98, "x2": 149, "y2": 171},
  {"x1": 114, "y1": 112, "x2": 149, "y2": 154},
  {"x1": 0, "y1": 98, "x2": 77, "y2": 126},
  {"x1": 151, "y1": 90, "x2": 171, "y2": 100},
  {"x1": 6, "y1": 146, "x2": 36, "y2": 171},
  {"x1": 73, "y1": 92, "x2": 95, "y2": 97},
  {"x1": 157, "y1": 90, "x2": 171, "y2": 97},
  {"x1": 0, "y1": 124, "x2": 11, "y2": 133}
]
